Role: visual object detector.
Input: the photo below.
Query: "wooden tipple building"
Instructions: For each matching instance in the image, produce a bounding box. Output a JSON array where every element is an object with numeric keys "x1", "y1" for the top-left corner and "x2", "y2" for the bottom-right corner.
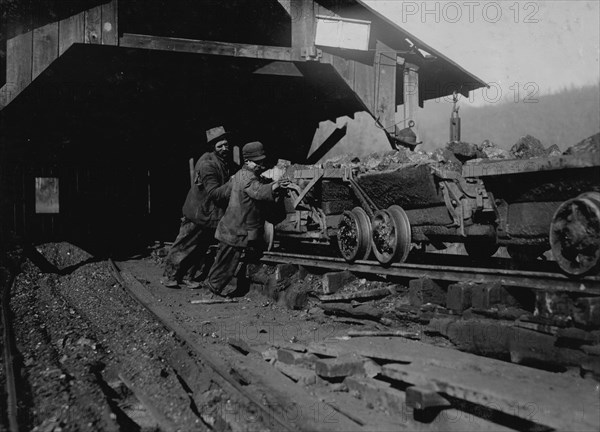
[{"x1": 0, "y1": 0, "x2": 485, "y2": 254}]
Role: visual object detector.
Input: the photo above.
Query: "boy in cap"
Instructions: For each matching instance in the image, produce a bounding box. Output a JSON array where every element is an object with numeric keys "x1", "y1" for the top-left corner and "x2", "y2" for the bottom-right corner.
[
  {"x1": 162, "y1": 126, "x2": 237, "y2": 288},
  {"x1": 204, "y1": 141, "x2": 290, "y2": 297}
]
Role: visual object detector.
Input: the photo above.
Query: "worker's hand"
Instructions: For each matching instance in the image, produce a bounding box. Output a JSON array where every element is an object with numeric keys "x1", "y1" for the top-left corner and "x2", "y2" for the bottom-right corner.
[{"x1": 272, "y1": 179, "x2": 291, "y2": 194}]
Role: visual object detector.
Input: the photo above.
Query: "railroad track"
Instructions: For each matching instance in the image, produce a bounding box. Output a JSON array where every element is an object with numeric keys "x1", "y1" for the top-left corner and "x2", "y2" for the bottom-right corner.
[
  {"x1": 106, "y1": 260, "x2": 322, "y2": 432},
  {"x1": 111, "y1": 257, "x2": 600, "y2": 432},
  {"x1": 1, "y1": 270, "x2": 19, "y2": 432},
  {"x1": 5, "y1": 249, "x2": 598, "y2": 431},
  {"x1": 261, "y1": 251, "x2": 600, "y2": 294}
]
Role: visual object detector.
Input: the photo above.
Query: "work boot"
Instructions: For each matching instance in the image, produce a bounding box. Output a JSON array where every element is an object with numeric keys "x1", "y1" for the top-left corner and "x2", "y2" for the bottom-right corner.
[
  {"x1": 161, "y1": 278, "x2": 180, "y2": 289},
  {"x1": 182, "y1": 280, "x2": 202, "y2": 289},
  {"x1": 221, "y1": 281, "x2": 238, "y2": 298},
  {"x1": 204, "y1": 281, "x2": 223, "y2": 296}
]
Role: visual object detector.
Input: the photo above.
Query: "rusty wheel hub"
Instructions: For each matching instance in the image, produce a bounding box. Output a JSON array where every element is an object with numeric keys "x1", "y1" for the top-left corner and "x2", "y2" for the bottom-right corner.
[
  {"x1": 371, "y1": 205, "x2": 411, "y2": 265},
  {"x1": 337, "y1": 207, "x2": 372, "y2": 262},
  {"x1": 550, "y1": 192, "x2": 600, "y2": 275}
]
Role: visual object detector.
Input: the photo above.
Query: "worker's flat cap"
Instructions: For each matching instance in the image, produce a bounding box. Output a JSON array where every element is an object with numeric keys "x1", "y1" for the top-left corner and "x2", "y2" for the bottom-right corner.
[{"x1": 242, "y1": 141, "x2": 266, "y2": 161}]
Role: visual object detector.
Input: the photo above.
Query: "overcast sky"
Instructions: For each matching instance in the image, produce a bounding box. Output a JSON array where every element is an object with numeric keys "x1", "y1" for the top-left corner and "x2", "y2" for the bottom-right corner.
[{"x1": 365, "y1": 0, "x2": 600, "y2": 106}]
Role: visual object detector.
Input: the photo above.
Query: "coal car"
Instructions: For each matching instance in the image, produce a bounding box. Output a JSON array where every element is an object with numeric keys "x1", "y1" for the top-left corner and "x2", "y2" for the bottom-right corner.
[{"x1": 268, "y1": 149, "x2": 600, "y2": 276}]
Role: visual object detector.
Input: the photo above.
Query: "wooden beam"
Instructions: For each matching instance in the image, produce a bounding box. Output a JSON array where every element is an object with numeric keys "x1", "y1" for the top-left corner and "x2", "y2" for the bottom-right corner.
[
  {"x1": 84, "y1": 5, "x2": 102, "y2": 44},
  {"x1": 278, "y1": 0, "x2": 317, "y2": 47},
  {"x1": 331, "y1": 54, "x2": 355, "y2": 90},
  {"x1": 5, "y1": 27, "x2": 33, "y2": 104},
  {"x1": 374, "y1": 40, "x2": 397, "y2": 134},
  {"x1": 33, "y1": 22, "x2": 59, "y2": 80},
  {"x1": 403, "y1": 62, "x2": 419, "y2": 134},
  {"x1": 353, "y1": 59, "x2": 375, "y2": 112},
  {"x1": 293, "y1": 170, "x2": 324, "y2": 209},
  {"x1": 101, "y1": 0, "x2": 118, "y2": 46},
  {"x1": 290, "y1": 0, "x2": 316, "y2": 49},
  {"x1": 120, "y1": 33, "x2": 303, "y2": 62},
  {"x1": 306, "y1": 124, "x2": 347, "y2": 164},
  {"x1": 59, "y1": 12, "x2": 85, "y2": 56}
]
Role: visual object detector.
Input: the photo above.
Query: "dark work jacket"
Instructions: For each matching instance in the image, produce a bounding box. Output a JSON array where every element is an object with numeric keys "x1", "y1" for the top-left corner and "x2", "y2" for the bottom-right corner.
[
  {"x1": 215, "y1": 166, "x2": 274, "y2": 248},
  {"x1": 182, "y1": 152, "x2": 234, "y2": 228}
]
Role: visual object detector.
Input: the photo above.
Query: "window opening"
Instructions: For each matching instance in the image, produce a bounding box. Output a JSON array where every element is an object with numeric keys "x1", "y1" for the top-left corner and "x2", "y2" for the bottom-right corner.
[{"x1": 35, "y1": 177, "x2": 59, "y2": 213}]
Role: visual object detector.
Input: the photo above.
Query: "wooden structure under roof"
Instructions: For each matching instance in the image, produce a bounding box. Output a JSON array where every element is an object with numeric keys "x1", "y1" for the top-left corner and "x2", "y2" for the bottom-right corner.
[{"x1": 0, "y1": 0, "x2": 486, "y2": 253}]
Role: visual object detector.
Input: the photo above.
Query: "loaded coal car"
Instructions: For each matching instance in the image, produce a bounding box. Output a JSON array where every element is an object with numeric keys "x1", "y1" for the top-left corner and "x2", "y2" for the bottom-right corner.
[{"x1": 267, "y1": 140, "x2": 600, "y2": 277}]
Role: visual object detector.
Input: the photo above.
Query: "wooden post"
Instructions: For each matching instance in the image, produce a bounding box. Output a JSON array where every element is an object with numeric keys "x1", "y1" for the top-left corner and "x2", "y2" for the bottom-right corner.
[
  {"x1": 403, "y1": 63, "x2": 419, "y2": 136},
  {"x1": 292, "y1": 0, "x2": 316, "y2": 49},
  {"x1": 101, "y1": 0, "x2": 118, "y2": 46},
  {"x1": 59, "y1": 12, "x2": 85, "y2": 55},
  {"x1": 5, "y1": 30, "x2": 32, "y2": 104},
  {"x1": 33, "y1": 22, "x2": 59, "y2": 79},
  {"x1": 375, "y1": 40, "x2": 397, "y2": 134},
  {"x1": 85, "y1": 5, "x2": 102, "y2": 44},
  {"x1": 279, "y1": 0, "x2": 316, "y2": 58}
]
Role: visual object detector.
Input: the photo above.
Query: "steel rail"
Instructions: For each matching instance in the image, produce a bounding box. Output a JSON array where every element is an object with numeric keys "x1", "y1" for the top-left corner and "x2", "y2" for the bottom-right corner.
[
  {"x1": 1, "y1": 272, "x2": 19, "y2": 432},
  {"x1": 261, "y1": 252, "x2": 600, "y2": 294},
  {"x1": 107, "y1": 259, "x2": 296, "y2": 432}
]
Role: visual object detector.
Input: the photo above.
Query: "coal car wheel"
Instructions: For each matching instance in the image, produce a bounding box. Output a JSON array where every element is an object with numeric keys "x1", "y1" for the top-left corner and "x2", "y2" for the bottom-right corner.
[
  {"x1": 371, "y1": 206, "x2": 411, "y2": 265},
  {"x1": 337, "y1": 207, "x2": 372, "y2": 262},
  {"x1": 387, "y1": 205, "x2": 412, "y2": 263},
  {"x1": 352, "y1": 207, "x2": 373, "y2": 260},
  {"x1": 550, "y1": 192, "x2": 600, "y2": 276}
]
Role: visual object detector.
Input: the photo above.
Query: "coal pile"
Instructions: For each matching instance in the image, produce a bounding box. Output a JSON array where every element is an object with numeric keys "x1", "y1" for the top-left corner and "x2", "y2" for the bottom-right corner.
[
  {"x1": 321, "y1": 134, "x2": 568, "y2": 176},
  {"x1": 3, "y1": 242, "x2": 216, "y2": 431},
  {"x1": 565, "y1": 132, "x2": 600, "y2": 155}
]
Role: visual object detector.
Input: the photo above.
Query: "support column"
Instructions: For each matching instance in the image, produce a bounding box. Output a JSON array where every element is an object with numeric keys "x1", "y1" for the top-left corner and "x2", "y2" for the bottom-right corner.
[
  {"x1": 279, "y1": 0, "x2": 317, "y2": 59},
  {"x1": 291, "y1": 0, "x2": 316, "y2": 49},
  {"x1": 403, "y1": 62, "x2": 420, "y2": 137},
  {"x1": 374, "y1": 40, "x2": 397, "y2": 135}
]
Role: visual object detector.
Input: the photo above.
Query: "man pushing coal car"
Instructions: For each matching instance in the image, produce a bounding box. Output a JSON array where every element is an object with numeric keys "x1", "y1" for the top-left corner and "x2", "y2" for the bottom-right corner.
[
  {"x1": 203, "y1": 141, "x2": 290, "y2": 297},
  {"x1": 162, "y1": 126, "x2": 237, "y2": 289}
]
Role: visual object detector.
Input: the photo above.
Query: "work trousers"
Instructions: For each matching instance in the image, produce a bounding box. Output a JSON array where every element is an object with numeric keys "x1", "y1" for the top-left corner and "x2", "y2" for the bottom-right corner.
[
  {"x1": 205, "y1": 242, "x2": 245, "y2": 296},
  {"x1": 163, "y1": 217, "x2": 216, "y2": 282}
]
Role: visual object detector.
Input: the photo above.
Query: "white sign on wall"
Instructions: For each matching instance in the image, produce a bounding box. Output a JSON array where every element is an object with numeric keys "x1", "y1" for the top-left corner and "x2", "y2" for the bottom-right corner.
[{"x1": 315, "y1": 16, "x2": 371, "y2": 51}]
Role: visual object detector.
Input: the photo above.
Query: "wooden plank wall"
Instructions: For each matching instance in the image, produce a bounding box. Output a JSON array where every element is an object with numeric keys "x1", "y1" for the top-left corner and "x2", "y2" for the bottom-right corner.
[
  {"x1": 315, "y1": 3, "x2": 398, "y2": 133},
  {"x1": 0, "y1": 0, "x2": 118, "y2": 109},
  {"x1": 58, "y1": 13, "x2": 85, "y2": 56},
  {"x1": 0, "y1": 160, "x2": 150, "y2": 253},
  {"x1": 0, "y1": 1, "x2": 120, "y2": 249},
  {"x1": 33, "y1": 22, "x2": 59, "y2": 80},
  {"x1": 3, "y1": 24, "x2": 32, "y2": 107}
]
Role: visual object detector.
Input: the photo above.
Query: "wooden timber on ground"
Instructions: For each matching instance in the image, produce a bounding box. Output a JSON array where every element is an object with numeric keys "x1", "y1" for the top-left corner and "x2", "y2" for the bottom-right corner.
[
  {"x1": 115, "y1": 265, "x2": 366, "y2": 431},
  {"x1": 261, "y1": 252, "x2": 600, "y2": 294},
  {"x1": 346, "y1": 329, "x2": 421, "y2": 339},
  {"x1": 308, "y1": 336, "x2": 600, "y2": 431},
  {"x1": 318, "y1": 303, "x2": 383, "y2": 320},
  {"x1": 318, "y1": 287, "x2": 395, "y2": 302},
  {"x1": 190, "y1": 298, "x2": 238, "y2": 304}
]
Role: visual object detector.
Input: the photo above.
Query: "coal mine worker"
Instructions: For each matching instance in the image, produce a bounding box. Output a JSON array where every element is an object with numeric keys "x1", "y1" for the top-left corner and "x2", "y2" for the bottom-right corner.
[
  {"x1": 204, "y1": 141, "x2": 290, "y2": 297},
  {"x1": 162, "y1": 126, "x2": 237, "y2": 289}
]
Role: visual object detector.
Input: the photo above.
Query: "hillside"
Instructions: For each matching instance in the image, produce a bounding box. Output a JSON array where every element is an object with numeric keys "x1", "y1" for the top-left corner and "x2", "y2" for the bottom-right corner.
[{"x1": 418, "y1": 84, "x2": 600, "y2": 152}]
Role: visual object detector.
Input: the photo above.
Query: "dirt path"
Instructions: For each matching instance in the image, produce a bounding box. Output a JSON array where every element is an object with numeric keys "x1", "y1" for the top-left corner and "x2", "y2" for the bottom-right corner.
[{"x1": 4, "y1": 242, "x2": 598, "y2": 431}]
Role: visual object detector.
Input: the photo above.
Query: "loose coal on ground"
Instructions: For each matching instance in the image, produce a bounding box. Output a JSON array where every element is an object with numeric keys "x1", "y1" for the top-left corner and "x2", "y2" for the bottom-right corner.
[
  {"x1": 3, "y1": 241, "x2": 599, "y2": 431},
  {"x1": 1, "y1": 242, "x2": 234, "y2": 432}
]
